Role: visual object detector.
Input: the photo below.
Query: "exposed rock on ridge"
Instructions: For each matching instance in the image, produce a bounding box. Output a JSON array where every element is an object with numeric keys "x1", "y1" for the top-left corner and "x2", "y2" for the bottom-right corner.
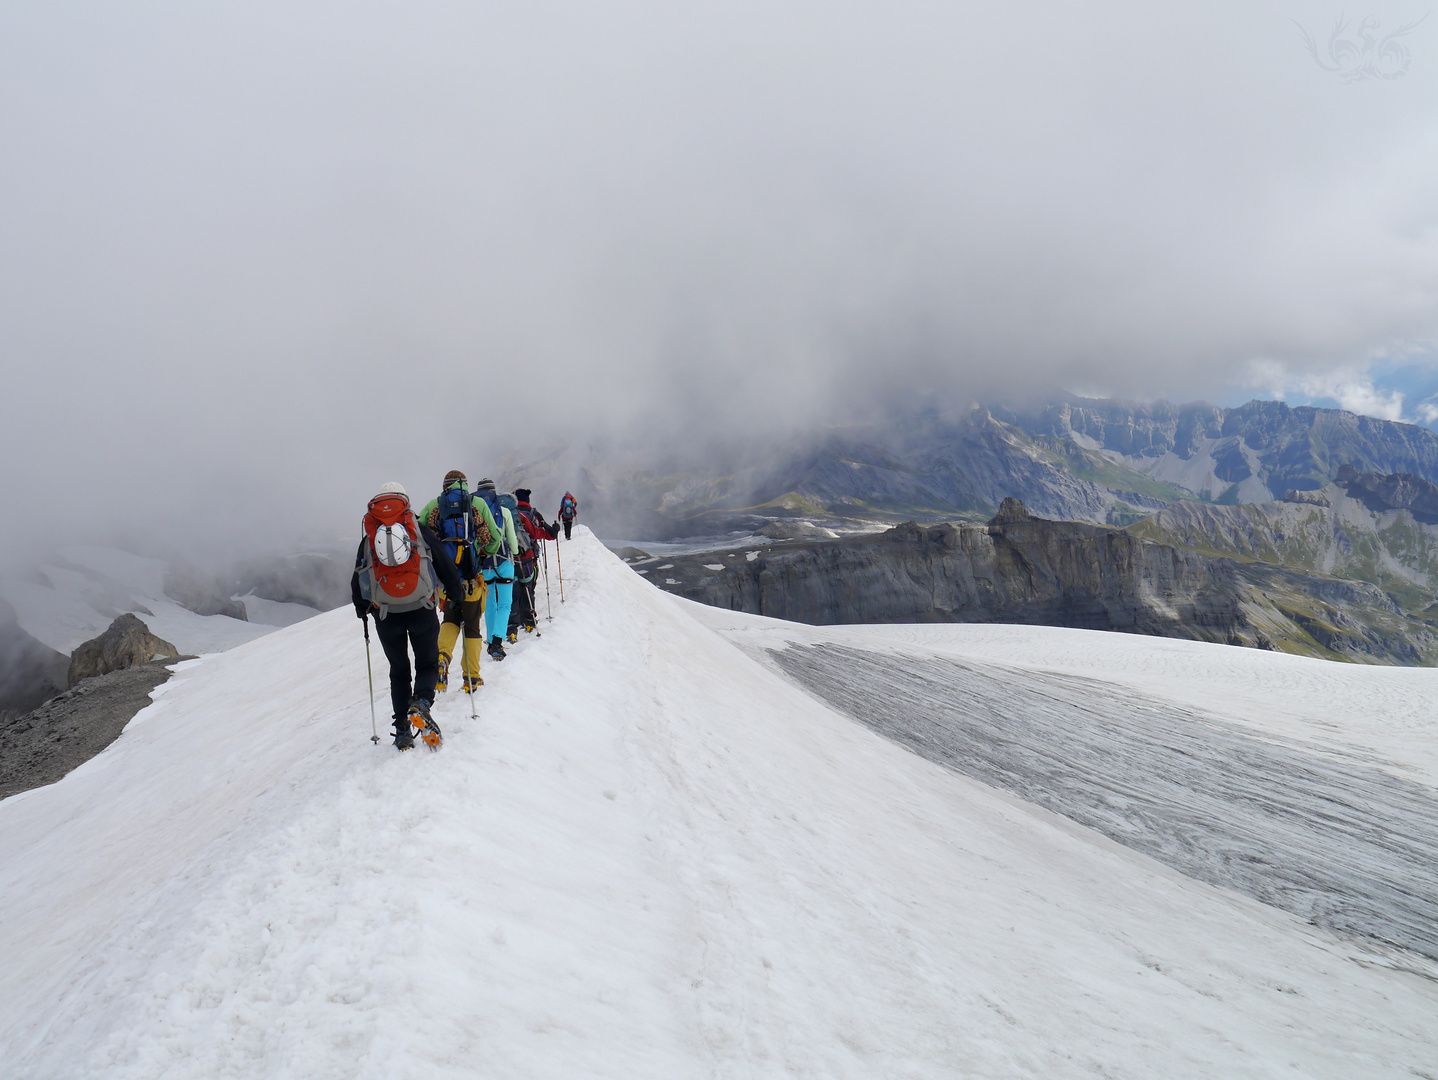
[
  {"x1": 643, "y1": 499, "x2": 1434, "y2": 663},
  {"x1": 1, "y1": 657, "x2": 186, "y2": 800},
  {"x1": 1129, "y1": 473, "x2": 1438, "y2": 633},
  {"x1": 1336, "y1": 465, "x2": 1438, "y2": 525},
  {"x1": 648, "y1": 499, "x2": 1247, "y2": 645},
  {"x1": 68, "y1": 614, "x2": 179, "y2": 688}
]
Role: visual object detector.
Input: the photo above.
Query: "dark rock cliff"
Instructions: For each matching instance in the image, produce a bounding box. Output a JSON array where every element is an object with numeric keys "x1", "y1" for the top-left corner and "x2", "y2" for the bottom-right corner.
[
  {"x1": 634, "y1": 498, "x2": 1434, "y2": 663},
  {"x1": 642, "y1": 498, "x2": 1245, "y2": 643},
  {"x1": 1336, "y1": 465, "x2": 1438, "y2": 525}
]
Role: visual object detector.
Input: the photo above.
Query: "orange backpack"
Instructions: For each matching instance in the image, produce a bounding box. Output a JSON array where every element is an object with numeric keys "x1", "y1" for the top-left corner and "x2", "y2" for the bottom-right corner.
[{"x1": 359, "y1": 493, "x2": 438, "y2": 617}]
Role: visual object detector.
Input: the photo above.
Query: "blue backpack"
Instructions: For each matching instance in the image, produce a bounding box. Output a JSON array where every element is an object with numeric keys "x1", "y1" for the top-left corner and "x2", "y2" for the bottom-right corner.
[
  {"x1": 475, "y1": 488, "x2": 509, "y2": 568},
  {"x1": 436, "y1": 484, "x2": 478, "y2": 577}
]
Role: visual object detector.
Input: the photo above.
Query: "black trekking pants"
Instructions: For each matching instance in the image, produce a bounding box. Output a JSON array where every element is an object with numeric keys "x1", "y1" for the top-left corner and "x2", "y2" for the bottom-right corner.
[
  {"x1": 443, "y1": 592, "x2": 485, "y2": 638},
  {"x1": 562, "y1": 518, "x2": 572, "y2": 539},
  {"x1": 374, "y1": 606, "x2": 441, "y2": 722},
  {"x1": 509, "y1": 576, "x2": 535, "y2": 631}
]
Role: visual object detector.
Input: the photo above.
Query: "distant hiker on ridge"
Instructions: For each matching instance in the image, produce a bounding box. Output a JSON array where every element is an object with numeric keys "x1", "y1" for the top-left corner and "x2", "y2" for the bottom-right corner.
[
  {"x1": 352, "y1": 481, "x2": 465, "y2": 751},
  {"x1": 417, "y1": 470, "x2": 501, "y2": 695},
  {"x1": 510, "y1": 487, "x2": 557, "y2": 637},
  {"x1": 473, "y1": 478, "x2": 518, "y2": 661},
  {"x1": 558, "y1": 491, "x2": 578, "y2": 540}
]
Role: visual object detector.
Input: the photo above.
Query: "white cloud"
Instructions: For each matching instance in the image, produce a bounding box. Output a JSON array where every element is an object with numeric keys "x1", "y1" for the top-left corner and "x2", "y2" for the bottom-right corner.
[
  {"x1": 2, "y1": 1, "x2": 1438, "y2": 546},
  {"x1": 1242, "y1": 360, "x2": 1407, "y2": 421},
  {"x1": 1305, "y1": 376, "x2": 1406, "y2": 421}
]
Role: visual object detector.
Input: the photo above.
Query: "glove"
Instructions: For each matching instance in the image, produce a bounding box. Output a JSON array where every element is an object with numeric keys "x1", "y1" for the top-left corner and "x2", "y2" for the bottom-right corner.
[{"x1": 354, "y1": 601, "x2": 369, "y2": 619}]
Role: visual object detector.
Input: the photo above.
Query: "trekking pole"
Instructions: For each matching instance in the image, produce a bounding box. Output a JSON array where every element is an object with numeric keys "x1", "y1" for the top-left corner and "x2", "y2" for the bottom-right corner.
[
  {"x1": 462, "y1": 624, "x2": 477, "y2": 718},
  {"x1": 541, "y1": 540, "x2": 553, "y2": 621},
  {"x1": 555, "y1": 537, "x2": 565, "y2": 603},
  {"x1": 363, "y1": 616, "x2": 379, "y2": 745}
]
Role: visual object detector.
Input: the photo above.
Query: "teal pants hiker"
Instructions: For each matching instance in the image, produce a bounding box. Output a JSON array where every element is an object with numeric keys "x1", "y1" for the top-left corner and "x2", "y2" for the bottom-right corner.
[{"x1": 484, "y1": 560, "x2": 514, "y2": 643}]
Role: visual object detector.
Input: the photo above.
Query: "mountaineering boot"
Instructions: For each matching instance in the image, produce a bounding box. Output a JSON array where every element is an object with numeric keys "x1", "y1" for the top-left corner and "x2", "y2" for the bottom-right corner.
[
  {"x1": 393, "y1": 718, "x2": 414, "y2": 752},
  {"x1": 506, "y1": 629, "x2": 518, "y2": 644},
  {"x1": 487, "y1": 636, "x2": 507, "y2": 661},
  {"x1": 437, "y1": 620, "x2": 463, "y2": 691},
  {"x1": 408, "y1": 698, "x2": 442, "y2": 750},
  {"x1": 462, "y1": 676, "x2": 482, "y2": 693}
]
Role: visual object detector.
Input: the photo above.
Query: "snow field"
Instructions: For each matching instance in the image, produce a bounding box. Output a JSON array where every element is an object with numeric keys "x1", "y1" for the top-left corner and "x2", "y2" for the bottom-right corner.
[
  {"x1": 1, "y1": 544, "x2": 317, "y2": 656},
  {"x1": 0, "y1": 528, "x2": 1435, "y2": 1077},
  {"x1": 693, "y1": 608, "x2": 1438, "y2": 788}
]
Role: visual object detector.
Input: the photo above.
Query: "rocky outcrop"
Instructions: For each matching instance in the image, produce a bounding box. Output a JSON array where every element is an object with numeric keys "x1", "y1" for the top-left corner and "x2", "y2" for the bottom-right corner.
[
  {"x1": 1336, "y1": 465, "x2": 1438, "y2": 525},
  {"x1": 641, "y1": 499, "x2": 1436, "y2": 664},
  {"x1": 164, "y1": 560, "x2": 247, "y2": 620},
  {"x1": 756, "y1": 521, "x2": 838, "y2": 541},
  {"x1": 645, "y1": 499, "x2": 1246, "y2": 643},
  {"x1": 1228, "y1": 561, "x2": 1431, "y2": 664},
  {"x1": 67, "y1": 615, "x2": 179, "y2": 688},
  {"x1": 1, "y1": 658, "x2": 185, "y2": 800},
  {"x1": 1129, "y1": 480, "x2": 1438, "y2": 625}
]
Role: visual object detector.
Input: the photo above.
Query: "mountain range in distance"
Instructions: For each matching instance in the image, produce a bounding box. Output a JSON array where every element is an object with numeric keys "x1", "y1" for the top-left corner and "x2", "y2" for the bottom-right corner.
[
  {"x1": 499, "y1": 396, "x2": 1438, "y2": 541},
  {"x1": 503, "y1": 395, "x2": 1438, "y2": 666}
]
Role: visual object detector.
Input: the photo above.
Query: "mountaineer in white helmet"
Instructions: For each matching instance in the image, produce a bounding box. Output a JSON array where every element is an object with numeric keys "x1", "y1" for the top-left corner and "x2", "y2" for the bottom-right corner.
[{"x1": 350, "y1": 481, "x2": 466, "y2": 750}]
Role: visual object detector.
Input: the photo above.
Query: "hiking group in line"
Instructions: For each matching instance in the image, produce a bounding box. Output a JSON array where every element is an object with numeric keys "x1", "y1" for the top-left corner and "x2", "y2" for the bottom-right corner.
[{"x1": 350, "y1": 474, "x2": 578, "y2": 750}]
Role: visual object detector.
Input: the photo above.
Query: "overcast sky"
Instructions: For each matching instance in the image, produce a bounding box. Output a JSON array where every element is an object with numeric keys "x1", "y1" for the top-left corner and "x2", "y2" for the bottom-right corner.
[{"x1": 2, "y1": 1, "x2": 1435, "y2": 550}]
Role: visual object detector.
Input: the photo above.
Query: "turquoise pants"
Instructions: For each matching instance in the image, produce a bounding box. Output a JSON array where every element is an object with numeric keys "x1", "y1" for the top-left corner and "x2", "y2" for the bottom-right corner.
[{"x1": 484, "y1": 560, "x2": 515, "y2": 642}]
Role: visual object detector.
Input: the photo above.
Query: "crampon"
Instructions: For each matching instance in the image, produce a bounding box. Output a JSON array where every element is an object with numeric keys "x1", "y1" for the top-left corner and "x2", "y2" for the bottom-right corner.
[{"x1": 407, "y1": 701, "x2": 443, "y2": 751}]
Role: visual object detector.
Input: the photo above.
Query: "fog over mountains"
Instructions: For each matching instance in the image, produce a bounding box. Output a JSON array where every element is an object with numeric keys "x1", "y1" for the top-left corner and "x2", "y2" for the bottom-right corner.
[
  {"x1": 3, "y1": 2, "x2": 1437, "y2": 562},
  {"x1": 591, "y1": 397, "x2": 1438, "y2": 666},
  {"x1": 503, "y1": 396, "x2": 1438, "y2": 541}
]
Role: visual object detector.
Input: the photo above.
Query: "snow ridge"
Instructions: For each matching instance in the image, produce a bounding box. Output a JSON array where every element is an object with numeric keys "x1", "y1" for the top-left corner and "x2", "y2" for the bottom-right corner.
[{"x1": 1, "y1": 529, "x2": 1435, "y2": 1077}]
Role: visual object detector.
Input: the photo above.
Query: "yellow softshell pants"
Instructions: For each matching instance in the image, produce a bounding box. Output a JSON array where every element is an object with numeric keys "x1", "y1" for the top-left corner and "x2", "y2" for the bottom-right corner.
[{"x1": 437, "y1": 580, "x2": 486, "y2": 686}]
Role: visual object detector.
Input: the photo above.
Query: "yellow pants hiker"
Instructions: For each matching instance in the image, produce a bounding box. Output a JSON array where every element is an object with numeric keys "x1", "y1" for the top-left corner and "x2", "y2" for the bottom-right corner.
[{"x1": 437, "y1": 579, "x2": 486, "y2": 689}]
